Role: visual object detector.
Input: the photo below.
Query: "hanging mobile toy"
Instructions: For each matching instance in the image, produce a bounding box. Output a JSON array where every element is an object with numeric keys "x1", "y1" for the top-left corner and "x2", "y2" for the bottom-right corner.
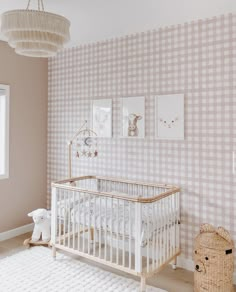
[{"x1": 67, "y1": 120, "x2": 98, "y2": 179}]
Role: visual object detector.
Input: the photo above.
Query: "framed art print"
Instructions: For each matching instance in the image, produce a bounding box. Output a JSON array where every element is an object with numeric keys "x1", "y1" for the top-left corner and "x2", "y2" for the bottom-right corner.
[
  {"x1": 92, "y1": 99, "x2": 112, "y2": 137},
  {"x1": 122, "y1": 96, "x2": 145, "y2": 138},
  {"x1": 156, "y1": 94, "x2": 184, "y2": 140}
]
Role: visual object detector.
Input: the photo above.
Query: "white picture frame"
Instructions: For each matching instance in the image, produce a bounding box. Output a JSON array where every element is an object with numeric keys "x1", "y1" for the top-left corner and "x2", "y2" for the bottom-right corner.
[
  {"x1": 92, "y1": 99, "x2": 112, "y2": 137},
  {"x1": 122, "y1": 96, "x2": 145, "y2": 138},
  {"x1": 155, "y1": 94, "x2": 184, "y2": 140}
]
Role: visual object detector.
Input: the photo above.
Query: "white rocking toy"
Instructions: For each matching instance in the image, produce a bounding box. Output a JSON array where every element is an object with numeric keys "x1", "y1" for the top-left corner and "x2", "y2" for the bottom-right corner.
[{"x1": 24, "y1": 208, "x2": 51, "y2": 248}]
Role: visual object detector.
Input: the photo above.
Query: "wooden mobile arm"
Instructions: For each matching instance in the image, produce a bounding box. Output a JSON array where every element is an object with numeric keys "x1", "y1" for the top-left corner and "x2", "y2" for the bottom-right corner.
[{"x1": 68, "y1": 120, "x2": 87, "y2": 179}]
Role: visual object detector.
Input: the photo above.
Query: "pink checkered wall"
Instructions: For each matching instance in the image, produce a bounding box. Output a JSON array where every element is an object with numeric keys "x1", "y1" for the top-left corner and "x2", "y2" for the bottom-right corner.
[{"x1": 48, "y1": 14, "x2": 236, "y2": 262}]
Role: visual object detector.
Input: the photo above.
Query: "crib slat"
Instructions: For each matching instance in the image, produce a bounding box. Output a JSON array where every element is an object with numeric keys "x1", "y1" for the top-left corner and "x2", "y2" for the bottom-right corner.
[
  {"x1": 68, "y1": 192, "x2": 71, "y2": 248},
  {"x1": 63, "y1": 190, "x2": 66, "y2": 247},
  {"x1": 176, "y1": 192, "x2": 180, "y2": 251},
  {"x1": 173, "y1": 193, "x2": 176, "y2": 254},
  {"x1": 154, "y1": 199, "x2": 157, "y2": 268},
  {"x1": 152, "y1": 201, "x2": 155, "y2": 271},
  {"x1": 164, "y1": 198, "x2": 167, "y2": 263},
  {"x1": 83, "y1": 193, "x2": 86, "y2": 253},
  {"x1": 77, "y1": 191, "x2": 81, "y2": 251},
  {"x1": 169, "y1": 196, "x2": 172, "y2": 257},
  {"x1": 159, "y1": 201, "x2": 163, "y2": 266},
  {"x1": 110, "y1": 197, "x2": 113, "y2": 263},
  {"x1": 154, "y1": 187, "x2": 158, "y2": 268},
  {"x1": 129, "y1": 202, "x2": 131, "y2": 269},
  {"x1": 88, "y1": 194, "x2": 91, "y2": 255},
  {"x1": 93, "y1": 195, "x2": 96, "y2": 256},
  {"x1": 135, "y1": 202, "x2": 142, "y2": 273},
  {"x1": 122, "y1": 200, "x2": 125, "y2": 267},
  {"x1": 138, "y1": 185, "x2": 141, "y2": 197},
  {"x1": 105, "y1": 180, "x2": 107, "y2": 192},
  {"x1": 116, "y1": 199, "x2": 119, "y2": 265},
  {"x1": 162, "y1": 199, "x2": 165, "y2": 264},
  {"x1": 58, "y1": 189, "x2": 61, "y2": 244},
  {"x1": 166, "y1": 197, "x2": 169, "y2": 261},
  {"x1": 155, "y1": 201, "x2": 159, "y2": 269},
  {"x1": 173, "y1": 194, "x2": 177, "y2": 253},
  {"x1": 105, "y1": 197, "x2": 107, "y2": 261},
  {"x1": 99, "y1": 196, "x2": 102, "y2": 259},
  {"x1": 73, "y1": 191, "x2": 75, "y2": 249},
  {"x1": 96, "y1": 179, "x2": 99, "y2": 192},
  {"x1": 147, "y1": 204, "x2": 150, "y2": 273},
  {"x1": 170, "y1": 195, "x2": 174, "y2": 257}
]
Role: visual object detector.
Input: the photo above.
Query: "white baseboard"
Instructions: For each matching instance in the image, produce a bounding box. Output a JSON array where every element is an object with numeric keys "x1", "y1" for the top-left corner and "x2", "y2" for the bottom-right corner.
[
  {"x1": 0, "y1": 223, "x2": 34, "y2": 242},
  {"x1": 177, "y1": 255, "x2": 236, "y2": 285}
]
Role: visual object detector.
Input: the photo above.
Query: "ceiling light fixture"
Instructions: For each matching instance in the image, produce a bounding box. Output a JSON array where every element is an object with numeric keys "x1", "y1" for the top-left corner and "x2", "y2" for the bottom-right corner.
[{"x1": 0, "y1": 0, "x2": 70, "y2": 58}]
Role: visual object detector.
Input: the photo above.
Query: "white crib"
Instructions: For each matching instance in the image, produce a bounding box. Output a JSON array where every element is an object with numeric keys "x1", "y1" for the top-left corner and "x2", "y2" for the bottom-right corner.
[{"x1": 51, "y1": 176, "x2": 180, "y2": 291}]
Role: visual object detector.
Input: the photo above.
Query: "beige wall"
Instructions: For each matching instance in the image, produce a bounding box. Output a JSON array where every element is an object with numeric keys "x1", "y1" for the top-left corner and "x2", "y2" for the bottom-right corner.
[{"x1": 0, "y1": 41, "x2": 47, "y2": 232}]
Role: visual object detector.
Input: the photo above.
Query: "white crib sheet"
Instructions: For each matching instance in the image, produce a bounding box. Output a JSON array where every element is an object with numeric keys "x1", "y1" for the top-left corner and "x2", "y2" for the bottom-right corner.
[{"x1": 68, "y1": 198, "x2": 176, "y2": 246}]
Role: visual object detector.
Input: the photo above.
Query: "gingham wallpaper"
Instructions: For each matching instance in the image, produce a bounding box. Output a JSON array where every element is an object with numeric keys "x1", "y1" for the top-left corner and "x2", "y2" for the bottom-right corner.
[{"x1": 48, "y1": 13, "x2": 236, "y2": 262}]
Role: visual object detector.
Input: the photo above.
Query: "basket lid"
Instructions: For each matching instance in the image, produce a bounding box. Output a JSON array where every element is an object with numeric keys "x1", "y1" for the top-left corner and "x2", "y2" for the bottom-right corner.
[{"x1": 196, "y1": 232, "x2": 234, "y2": 251}]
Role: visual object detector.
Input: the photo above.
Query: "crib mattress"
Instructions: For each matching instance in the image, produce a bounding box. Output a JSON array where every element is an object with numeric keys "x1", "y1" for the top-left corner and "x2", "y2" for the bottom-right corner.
[{"x1": 65, "y1": 198, "x2": 177, "y2": 246}]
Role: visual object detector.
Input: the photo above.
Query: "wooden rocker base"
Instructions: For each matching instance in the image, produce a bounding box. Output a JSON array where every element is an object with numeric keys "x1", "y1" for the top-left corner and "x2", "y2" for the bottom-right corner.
[{"x1": 23, "y1": 238, "x2": 51, "y2": 249}]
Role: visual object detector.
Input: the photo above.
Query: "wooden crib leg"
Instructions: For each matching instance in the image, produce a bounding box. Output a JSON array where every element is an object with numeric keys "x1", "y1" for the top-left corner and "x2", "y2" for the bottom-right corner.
[
  {"x1": 172, "y1": 256, "x2": 177, "y2": 270},
  {"x1": 52, "y1": 245, "x2": 57, "y2": 258},
  {"x1": 140, "y1": 276, "x2": 146, "y2": 292},
  {"x1": 90, "y1": 228, "x2": 94, "y2": 241}
]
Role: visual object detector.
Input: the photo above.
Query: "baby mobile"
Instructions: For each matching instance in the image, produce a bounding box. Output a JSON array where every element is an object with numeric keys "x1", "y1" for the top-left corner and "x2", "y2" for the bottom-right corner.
[{"x1": 67, "y1": 120, "x2": 98, "y2": 178}]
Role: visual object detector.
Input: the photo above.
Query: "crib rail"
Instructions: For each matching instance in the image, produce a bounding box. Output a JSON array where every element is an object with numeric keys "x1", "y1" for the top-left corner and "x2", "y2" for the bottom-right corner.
[
  {"x1": 51, "y1": 176, "x2": 180, "y2": 283},
  {"x1": 52, "y1": 176, "x2": 180, "y2": 203}
]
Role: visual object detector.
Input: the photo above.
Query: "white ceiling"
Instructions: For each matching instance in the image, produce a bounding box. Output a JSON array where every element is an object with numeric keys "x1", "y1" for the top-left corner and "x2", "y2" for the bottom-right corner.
[{"x1": 0, "y1": 0, "x2": 235, "y2": 47}]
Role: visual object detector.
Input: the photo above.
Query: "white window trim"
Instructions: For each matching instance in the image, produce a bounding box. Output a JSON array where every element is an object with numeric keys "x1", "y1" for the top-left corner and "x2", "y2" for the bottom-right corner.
[{"x1": 0, "y1": 84, "x2": 10, "y2": 180}]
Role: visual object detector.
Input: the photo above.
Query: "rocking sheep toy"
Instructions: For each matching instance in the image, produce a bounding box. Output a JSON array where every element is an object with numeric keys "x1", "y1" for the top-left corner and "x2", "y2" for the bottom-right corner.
[{"x1": 23, "y1": 208, "x2": 51, "y2": 248}]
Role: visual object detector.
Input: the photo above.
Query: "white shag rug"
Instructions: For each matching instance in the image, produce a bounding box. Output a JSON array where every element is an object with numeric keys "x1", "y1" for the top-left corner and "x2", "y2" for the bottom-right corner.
[{"x1": 0, "y1": 247, "x2": 167, "y2": 292}]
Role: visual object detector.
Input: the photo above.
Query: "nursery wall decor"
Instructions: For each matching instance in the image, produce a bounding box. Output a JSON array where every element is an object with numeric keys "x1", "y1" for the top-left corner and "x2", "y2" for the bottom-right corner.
[
  {"x1": 155, "y1": 94, "x2": 184, "y2": 140},
  {"x1": 122, "y1": 96, "x2": 145, "y2": 138},
  {"x1": 68, "y1": 120, "x2": 98, "y2": 178},
  {"x1": 92, "y1": 99, "x2": 112, "y2": 137}
]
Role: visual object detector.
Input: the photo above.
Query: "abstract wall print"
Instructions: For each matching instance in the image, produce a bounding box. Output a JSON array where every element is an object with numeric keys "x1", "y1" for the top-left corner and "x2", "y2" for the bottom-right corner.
[
  {"x1": 122, "y1": 96, "x2": 145, "y2": 138},
  {"x1": 92, "y1": 99, "x2": 112, "y2": 137},
  {"x1": 156, "y1": 94, "x2": 184, "y2": 140}
]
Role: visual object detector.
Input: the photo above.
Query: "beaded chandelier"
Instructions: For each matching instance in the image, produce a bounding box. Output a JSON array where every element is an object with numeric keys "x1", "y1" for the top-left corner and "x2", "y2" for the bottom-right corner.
[{"x1": 0, "y1": 0, "x2": 70, "y2": 58}]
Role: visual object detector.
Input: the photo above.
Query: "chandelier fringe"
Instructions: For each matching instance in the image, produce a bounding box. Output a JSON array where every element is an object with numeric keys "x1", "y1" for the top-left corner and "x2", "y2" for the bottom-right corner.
[
  {"x1": 8, "y1": 31, "x2": 64, "y2": 48},
  {"x1": 16, "y1": 42, "x2": 58, "y2": 57},
  {"x1": 0, "y1": 4, "x2": 70, "y2": 58},
  {"x1": 1, "y1": 10, "x2": 70, "y2": 41}
]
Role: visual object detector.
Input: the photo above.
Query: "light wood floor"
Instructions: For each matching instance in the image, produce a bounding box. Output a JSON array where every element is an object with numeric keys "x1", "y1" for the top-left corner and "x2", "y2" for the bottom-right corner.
[{"x1": 0, "y1": 232, "x2": 194, "y2": 292}]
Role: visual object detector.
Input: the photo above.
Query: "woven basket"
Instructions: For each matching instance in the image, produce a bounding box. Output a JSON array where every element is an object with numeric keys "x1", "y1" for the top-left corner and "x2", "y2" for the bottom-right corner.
[{"x1": 194, "y1": 224, "x2": 234, "y2": 292}]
